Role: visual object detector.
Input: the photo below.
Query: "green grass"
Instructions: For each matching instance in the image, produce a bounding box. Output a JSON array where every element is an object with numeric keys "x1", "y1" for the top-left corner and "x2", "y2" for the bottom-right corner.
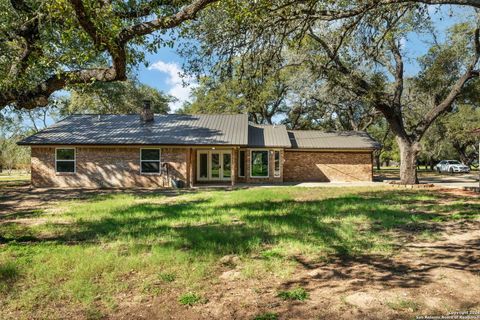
[
  {"x1": 0, "y1": 172, "x2": 30, "y2": 188},
  {"x1": 386, "y1": 298, "x2": 421, "y2": 312},
  {"x1": 253, "y1": 312, "x2": 278, "y2": 320},
  {"x1": 178, "y1": 292, "x2": 206, "y2": 306},
  {"x1": 277, "y1": 287, "x2": 309, "y2": 301},
  {"x1": 159, "y1": 272, "x2": 176, "y2": 282},
  {"x1": 0, "y1": 186, "x2": 478, "y2": 319}
]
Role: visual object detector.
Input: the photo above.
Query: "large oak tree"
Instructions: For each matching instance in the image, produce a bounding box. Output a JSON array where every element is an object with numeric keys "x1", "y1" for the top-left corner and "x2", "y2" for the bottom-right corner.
[
  {"x1": 182, "y1": 1, "x2": 480, "y2": 184},
  {"x1": 0, "y1": 0, "x2": 217, "y2": 110}
]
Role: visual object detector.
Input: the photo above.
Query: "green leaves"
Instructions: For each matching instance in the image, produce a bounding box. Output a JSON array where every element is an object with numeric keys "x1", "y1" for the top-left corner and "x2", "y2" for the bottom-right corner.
[{"x1": 61, "y1": 80, "x2": 172, "y2": 115}]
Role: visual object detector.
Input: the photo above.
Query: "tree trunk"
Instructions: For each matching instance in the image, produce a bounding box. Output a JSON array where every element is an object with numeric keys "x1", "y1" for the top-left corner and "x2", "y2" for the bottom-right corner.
[{"x1": 398, "y1": 138, "x2": 420, "y2": 184}]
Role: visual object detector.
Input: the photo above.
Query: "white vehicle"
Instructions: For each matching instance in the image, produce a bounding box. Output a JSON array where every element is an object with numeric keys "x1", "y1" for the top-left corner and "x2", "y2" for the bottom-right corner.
[{"x1": 434, "y1": 160, "x2": 470, "y2": 174}]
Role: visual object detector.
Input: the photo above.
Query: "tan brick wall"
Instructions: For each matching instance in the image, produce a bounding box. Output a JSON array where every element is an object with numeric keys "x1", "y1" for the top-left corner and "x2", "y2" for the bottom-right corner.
[
  {"x1": 283, "y1": 151, "x2": 373, "y2": 182},
  {"x1": 31, "y1": 146, "x2": 188, "y2": 188}
]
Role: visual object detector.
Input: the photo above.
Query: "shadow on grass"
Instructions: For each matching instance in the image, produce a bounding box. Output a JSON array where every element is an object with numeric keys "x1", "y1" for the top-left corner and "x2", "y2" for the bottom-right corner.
[
  {"x1": 0, "y1": 261, "x2": 20, "y2": 293},
  {"x1": 3, "y1": 191, "x2": 475, "y2": 253},
  {"x1": 2, "y1": 190, "x2": 479, "y2": 290}
]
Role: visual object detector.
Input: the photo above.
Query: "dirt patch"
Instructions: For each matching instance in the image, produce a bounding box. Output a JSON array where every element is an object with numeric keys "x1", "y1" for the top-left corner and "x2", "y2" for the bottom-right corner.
[{"x1": 435, "y1": 187, "x2": 480, "y2": 198}]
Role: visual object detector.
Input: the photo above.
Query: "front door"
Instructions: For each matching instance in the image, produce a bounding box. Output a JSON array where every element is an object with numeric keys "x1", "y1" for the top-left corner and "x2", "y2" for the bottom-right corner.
[{"x1": 197, "y1": 150, "x2": 232, "y2": 181}]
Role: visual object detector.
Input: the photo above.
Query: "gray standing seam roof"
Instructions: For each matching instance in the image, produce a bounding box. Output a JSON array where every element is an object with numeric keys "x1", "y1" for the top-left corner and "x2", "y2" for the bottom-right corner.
[
  {"x1": 288, "y1": 130, "x2": 380, "y2": 150},
  {"x1": 18, "y1": 114, "x2": 249, "y2": 146},
  {"x1": 248, "y1": 123, "x2": 291, "y2": 148},
  {"x1": 18, "y1": 114, "x2": 380, "y2": 150}
]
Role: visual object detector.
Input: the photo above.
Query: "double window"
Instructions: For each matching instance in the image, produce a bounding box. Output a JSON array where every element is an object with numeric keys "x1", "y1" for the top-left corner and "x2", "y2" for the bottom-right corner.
[
  {"x1": 140, "y1": 149, "x2": 161, "y2": 174},
  {"x1": 56, "y1": 148, "x2": 76, "y2": 173}
]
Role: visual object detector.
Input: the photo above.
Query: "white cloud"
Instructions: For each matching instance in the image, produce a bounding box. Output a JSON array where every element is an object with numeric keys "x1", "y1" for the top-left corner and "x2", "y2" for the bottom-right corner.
[{"x1": 149, "y1": 60, "x2": 197, "y2": 112}]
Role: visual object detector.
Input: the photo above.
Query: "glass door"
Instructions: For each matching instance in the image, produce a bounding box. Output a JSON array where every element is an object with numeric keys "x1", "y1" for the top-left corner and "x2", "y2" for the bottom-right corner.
[
  {"x1": 197, "y1": 150, "x2": 232, "y2": 181},
  {"x1": 211, "y1": 153, "x2": 221, "y2": 179},
  {"x1": 222, "y1": 153, "x2": 231, "y2": 180}
]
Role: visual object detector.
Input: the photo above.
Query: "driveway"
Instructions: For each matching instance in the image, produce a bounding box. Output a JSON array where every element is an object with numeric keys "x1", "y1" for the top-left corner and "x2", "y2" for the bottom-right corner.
[{"x1": 419, "y1": 173, "x2": 479, "y2": 188}]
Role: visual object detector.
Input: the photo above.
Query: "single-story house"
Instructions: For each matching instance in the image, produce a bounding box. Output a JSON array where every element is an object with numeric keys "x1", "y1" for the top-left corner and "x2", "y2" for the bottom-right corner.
[{"x1": 18, "y1": 104, "x2": 380, "y2": 188}]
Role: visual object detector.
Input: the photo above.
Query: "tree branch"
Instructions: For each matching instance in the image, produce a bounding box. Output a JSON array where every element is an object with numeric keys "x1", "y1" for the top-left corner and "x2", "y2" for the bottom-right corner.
[
  {"x1": 119, "y1": 0, "x2": 218, "y2": 42},
  {"x1": 1, "y1": 67, "x2": 119, "y2": 109},
  {"x1": 414, "y1": 26, "x2": 480, "y2": 140},
  {"x1": 389, "y1": 39, "x2": 404, "y2": 109}
]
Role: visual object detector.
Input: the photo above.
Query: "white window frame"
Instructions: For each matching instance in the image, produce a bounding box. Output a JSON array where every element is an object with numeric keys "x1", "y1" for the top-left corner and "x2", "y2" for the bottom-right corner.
[
  {"x1": 196, "y1": 150, "x2": 232, "y2": 181},
  {"x1": 274, "y1": 150, "x2": 281, "y2": 178},
  {"x1": 250, "y1": 149, "x2": 270, "y2": 178},
  {"x1": 238, "y1": 150, "x2": 246, "y2": 178},
  {"x1": 55, "y1": 147, "x2": 76, "y2": 174},
  {"x1": 140, "y1": 148, "x2": 161, "y2": 175},
  {"x1": 197, "y1": 150, "x2": 210, "y2": 181}
]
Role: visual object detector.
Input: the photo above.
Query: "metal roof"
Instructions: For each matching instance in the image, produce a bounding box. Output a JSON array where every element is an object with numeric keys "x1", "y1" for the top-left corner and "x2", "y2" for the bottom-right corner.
[
  {"x1": 248, "y1": 123, "x2": 291, "y2": 148},
  {"x1": 18, "y1": 114, "x2": 380, "y2": 150},
  {"x1": 18, "y1": 114, "x2": 249, "y2": 146},
  {"x1": 288, "y1": 130, "x2": 380, "y2": 150}
]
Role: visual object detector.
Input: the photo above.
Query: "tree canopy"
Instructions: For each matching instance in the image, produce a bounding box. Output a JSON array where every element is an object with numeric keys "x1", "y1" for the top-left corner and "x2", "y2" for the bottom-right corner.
[
  {"x1": 0, "y1": 0, "x2": 218, "y2": 110},
  {"x1": 179, "y1": 1, "x2": 480, "y2": 183}
]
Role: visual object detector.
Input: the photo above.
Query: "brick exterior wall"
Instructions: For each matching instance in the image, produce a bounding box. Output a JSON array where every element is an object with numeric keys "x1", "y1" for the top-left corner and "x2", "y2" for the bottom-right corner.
[
  {"x1": 31, "y1": 146, "x2": 189, "y2": 188},
  {"x1": 30, "y1": 147, "x2": 373, "y2": 187},
  {"x1": 283, "y1": 150, "x2": 373, "y2": 182}
]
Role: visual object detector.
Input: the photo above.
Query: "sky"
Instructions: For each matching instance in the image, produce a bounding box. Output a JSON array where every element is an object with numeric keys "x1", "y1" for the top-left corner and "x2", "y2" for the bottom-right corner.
[
  {"x1": 136, "y1": 47, "x2": 197, "y2": 112},
  {"x1": 132, "y1": 5, "x2": 473, "y2": 113}
]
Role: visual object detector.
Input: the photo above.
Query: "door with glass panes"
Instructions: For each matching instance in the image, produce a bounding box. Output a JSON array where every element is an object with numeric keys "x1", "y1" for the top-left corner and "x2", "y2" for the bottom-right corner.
[{"x1": 197, "y1": 150, "x2": 232, "y2": 181}]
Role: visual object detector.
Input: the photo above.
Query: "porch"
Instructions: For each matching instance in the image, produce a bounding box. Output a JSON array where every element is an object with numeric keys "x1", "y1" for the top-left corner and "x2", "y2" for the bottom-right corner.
[{"x1": 187, "y1": 147, "x2": 282, "y2": 187}]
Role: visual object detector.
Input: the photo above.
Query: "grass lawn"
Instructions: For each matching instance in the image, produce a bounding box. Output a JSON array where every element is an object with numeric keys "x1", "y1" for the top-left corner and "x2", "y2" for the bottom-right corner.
[
  {"x1": 1, "y1": 185, "x2": 479, "y2": 319},
  {"x1": 0, "y1": 173, "x2": 30, "y2": 188}
]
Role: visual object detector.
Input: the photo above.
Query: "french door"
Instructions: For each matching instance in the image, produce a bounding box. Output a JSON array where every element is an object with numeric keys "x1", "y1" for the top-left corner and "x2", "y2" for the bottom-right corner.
[{"x1": 197, "y1": 150, "x2": 232, "y2": 181}]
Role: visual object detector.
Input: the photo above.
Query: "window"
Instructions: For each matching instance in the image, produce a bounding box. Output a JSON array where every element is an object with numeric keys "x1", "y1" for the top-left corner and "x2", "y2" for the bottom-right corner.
[
  {"x1": 251, "y1": 150, "x2": 269, "y2": 177},
  {"x1": 274, "y1": 150, "x2": 280, "y2": 177},
  {"x1": 238, "y1": 150, "x2": 245, "y2": 177},
  {"x1": 140, "y1": 149, "x2": 161, "y2": 174},
  {"x1": 199, "y1": 152, "x2": 208, "y2": 179},
  {"x1": 223, "y1": 153, "x2": 231, "y2": 178},
  {"x1": 56, "y1": 148, "x2": 75, "y2": 173}
]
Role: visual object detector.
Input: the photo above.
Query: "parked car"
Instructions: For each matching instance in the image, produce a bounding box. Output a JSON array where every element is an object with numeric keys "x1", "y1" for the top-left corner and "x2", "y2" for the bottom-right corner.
[{"x1": 434, "y1": 160, "x2": 470, "y2": 173}]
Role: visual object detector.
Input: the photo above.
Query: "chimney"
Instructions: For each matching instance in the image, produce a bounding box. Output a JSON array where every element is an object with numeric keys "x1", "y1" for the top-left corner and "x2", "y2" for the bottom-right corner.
[{"x1": 140, "y1": 100, "x2": 154, "y2": 122}]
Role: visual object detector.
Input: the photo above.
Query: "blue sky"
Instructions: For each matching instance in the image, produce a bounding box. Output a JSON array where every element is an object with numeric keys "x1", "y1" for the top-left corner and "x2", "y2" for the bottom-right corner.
[
  {"x1": 134, "y1": 5, "x2": 473, "y2": 113},
  {"x1": 136, "y1": 46, "x2": 196, "y2": 112}
]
